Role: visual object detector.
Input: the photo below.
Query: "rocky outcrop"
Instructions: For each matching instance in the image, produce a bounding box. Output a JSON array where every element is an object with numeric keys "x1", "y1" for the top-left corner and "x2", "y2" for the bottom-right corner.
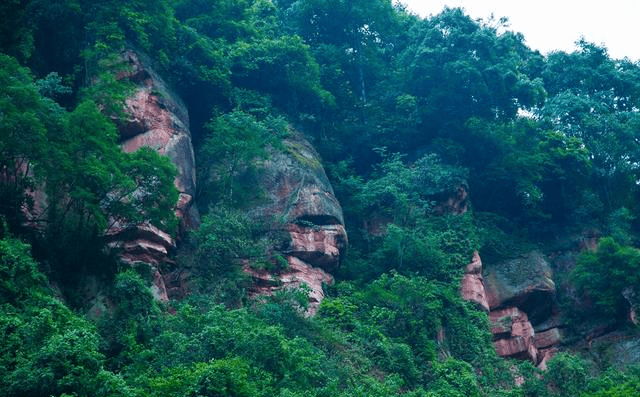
[
  {"x1": 106, "y1": 50, "x2": 199, "y2": 300},
  {"x1": 245, "y1": 133, "x2": 348, "y2": 314},
  {"x1": 490, "y1": 307, "x2": 538, "y2": 362},
  {"x1": 484, "y1": 251, "x2": 556, "y2": 324},
  {"x1": 460, "y1": 251, "x2": 489, "y2": 311},
  {"x1": 534, "y1": 328, "x2": 562, "y2": 350},
  {"x1": 117, "y1": 50, "x2": 198, "y2": 232},
  {"x1": 461, "y1": 250, "x2": 562, "y2": 367},
  {"x1": 287, "y1": 223, "x2": 346, "y2": 272},
  {"x1": 245, "y1": 256, "x2": 334, "y2": 315}
]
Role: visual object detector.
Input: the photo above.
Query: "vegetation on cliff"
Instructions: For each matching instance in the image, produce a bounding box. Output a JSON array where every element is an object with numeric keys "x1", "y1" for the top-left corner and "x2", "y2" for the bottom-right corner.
[{"x1": 3, "y1": 0, "x2": 640, "y2": 396}]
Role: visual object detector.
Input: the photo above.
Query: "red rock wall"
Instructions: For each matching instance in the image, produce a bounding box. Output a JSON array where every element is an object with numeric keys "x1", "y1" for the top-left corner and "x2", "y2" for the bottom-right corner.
[
  {"x1": 108, "y1": 50, "x2": 198, "y2": 300},
  {"x1": 461, "y1": 251, "x2": 561, "y2": 367}
]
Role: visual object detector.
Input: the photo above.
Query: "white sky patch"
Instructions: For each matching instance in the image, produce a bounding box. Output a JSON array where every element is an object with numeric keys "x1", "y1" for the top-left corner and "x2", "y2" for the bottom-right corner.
[{"x1": 396, "y1": 0, "x2": 640, "y2": 61}]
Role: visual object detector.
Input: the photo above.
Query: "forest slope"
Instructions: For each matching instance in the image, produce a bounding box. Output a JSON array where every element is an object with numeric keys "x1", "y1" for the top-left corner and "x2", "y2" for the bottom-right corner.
[{"x1": 3, "y1": 1, "x2": 640, "y2": 396}]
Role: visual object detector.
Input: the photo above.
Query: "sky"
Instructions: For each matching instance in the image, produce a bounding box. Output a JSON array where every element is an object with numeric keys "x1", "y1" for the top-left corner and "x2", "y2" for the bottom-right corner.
[{"x1": 396, "y1": 0, "x2": 640, "y2": 61}]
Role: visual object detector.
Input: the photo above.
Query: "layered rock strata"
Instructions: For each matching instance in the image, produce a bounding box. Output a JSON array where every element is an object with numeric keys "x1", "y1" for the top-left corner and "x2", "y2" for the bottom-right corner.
[
  {"x1": 461, "y1": 250, "x2": 561, "y2": 367},
  {"x1": 490, "y1": 307, "x2": 538, "y2": 362},
  {"x1": 108, "y1": 50, "x2": 199, "y2": 301},
  {"x1": 484, "y1": 251, "x2": 556, "y2": 324},
  {"x1": 246, "y1": 133, "x2": 348, "y2": 315}
]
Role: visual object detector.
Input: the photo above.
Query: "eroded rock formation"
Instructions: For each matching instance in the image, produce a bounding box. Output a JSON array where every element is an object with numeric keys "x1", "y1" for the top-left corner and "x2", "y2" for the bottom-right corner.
[
  {"x1": 462, "y1": 250, "x2": 561, "y2": 367},
  {"x1": 461, "y1": 251, "x2": 489, "y2": 311},
  {"x1": 108, "y1": 50, "x2": 199, "y2": 301},
  {"x1": 490, "y1": 307, "x2": 538, "y2": 362},
  {"x1": 484, "y1": 251, "x2": 556, "y2": 324},
  {"x1": 246, "y1": 133, "x2": 348, "y2": 315}
]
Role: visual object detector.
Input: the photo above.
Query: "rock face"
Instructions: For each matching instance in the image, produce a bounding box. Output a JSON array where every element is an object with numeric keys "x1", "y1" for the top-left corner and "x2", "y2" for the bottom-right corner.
[
  {"x1": 108, "y1": 50, "x2": 199, "y2": 300},
  {"x1": 484, "y1": 251, "x2": 556, "y2": 324},
  {"x1": 118, "y1": 50, "x2": 198, "y2": 231},
  {"x1": 461, "y1": 251, "x2": 490, "y2": 311},
  {"x1": 108, "y1": 52, "x2": 346, "y2": 310},
  {"x1": 245, "y1": 256, "x2": 334, "y2": 314},
  {"x1": 490, "y1": 307, "x2": 538, "y2": 362},
  {"x1": 461, "y1": 250, "x2": 561, "y2": 367},
  {"x1": 246, "y1": 133, "x2": 348, "y2": 315}
]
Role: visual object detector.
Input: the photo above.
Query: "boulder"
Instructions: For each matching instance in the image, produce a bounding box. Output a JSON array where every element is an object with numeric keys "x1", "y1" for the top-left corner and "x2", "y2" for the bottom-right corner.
[
  {"x1": 287, "y1": 223, "x2": 347, "y2": 272},
  {"x1": 255, "y1": 134, "x2": 344, "y2": 226},
  {"x1": 484, "y1": 251, "x2": 555, "y2": 324},
  {"x1": 461, "y1": 251, "x2": 490, "y2": 311}
]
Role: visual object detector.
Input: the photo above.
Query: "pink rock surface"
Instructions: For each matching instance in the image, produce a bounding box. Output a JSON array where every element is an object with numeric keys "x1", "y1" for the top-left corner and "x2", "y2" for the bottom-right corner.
[
  {"x1": 484, "y1": 251, "x2": 555, "y2": 324},
  {"x1": 108, "y1": 50, "x2": 198, "y2": 288},
  {"x1": 242, "y1": 133, "x2": 347, "y2": 313},
  {"x1": 490, "y1": 307, "x2": 538, "y2": 362},
  {"x1": 536, "y1": 348, "x2": 558, "y2": 370},
  {"x1": 287, "y1": 223, "x2": 347, "y2": 271},
  {"x1": 461, "y1": 251, "x2": 490, "y2": 311},
  {"x1": 151, "y1": 268, "x2": 169, "y2": 302},
  {"x1": 245, "y1": 256, "x2": 334, "y2": 316},
  {"x1": 534, "y1": 328, "x2": 562, "y2": 349}
]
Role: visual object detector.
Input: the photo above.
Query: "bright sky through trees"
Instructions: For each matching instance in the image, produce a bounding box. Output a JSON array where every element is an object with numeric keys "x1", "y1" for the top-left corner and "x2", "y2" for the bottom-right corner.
[{"x1": 397, "y1": 0, "x2": 640, "y2": 60}]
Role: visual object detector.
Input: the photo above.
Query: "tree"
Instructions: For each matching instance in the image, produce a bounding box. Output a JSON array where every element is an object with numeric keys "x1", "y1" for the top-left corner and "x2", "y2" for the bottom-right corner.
[
  {"x1": 0, "y1": 55, "x2": 178, "y2": 286},
  {"x1": 572, "y1": 237, "x2": 640, "y2": 318},
  {"x1": 198, "y1": 110, "x2": 287, "y2": 207},
  {"x1": 0, "y1": 54, "x2": 60, "y2": 234}
]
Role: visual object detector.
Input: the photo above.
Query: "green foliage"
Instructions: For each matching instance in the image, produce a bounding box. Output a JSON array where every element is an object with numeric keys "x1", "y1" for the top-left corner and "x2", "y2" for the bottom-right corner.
[
  {"x1": 544, "y1": 352, "x2": 590, "y2": 397},
  {"x1": 8, "y1": 1, "x2": 640, "y2": 396},
  {"x1": 572, "y1": 237, "x2": 640, "y2": 318},
  {"x1": 188, "y1": 206, "x2": 275, "y2": 306},
  {"x1": 0, "y1": 236, "x2": 45, "y2": 305},
  {"x1": 430, "y1": 358, "x2": 481, "y2": 397},
  {"x1": 198, "y1": 110, "x2": 287, "y2": 208},
  {"x1": 0, "y1": 53, "x2": 178, "y2": 292},
  {"x1": 0, "y1": 53, "x2": 58, "y2": 233},
  {"x1": 334, "y1": 150, "x2": 475, "y2": 281},
  {"x1": 0, "y1": 236, "x2": 135, "y2": 397}
]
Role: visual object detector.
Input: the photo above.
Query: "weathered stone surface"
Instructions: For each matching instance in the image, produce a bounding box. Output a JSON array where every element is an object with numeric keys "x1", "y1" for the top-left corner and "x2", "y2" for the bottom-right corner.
[
  {"x1": 588, "y1": 332, "x2": 640, "y2": 370},
  {"x1": 484, "y1": 251, "x2": 555, "y2": 324},
  {"x1": 245, "y1": 256, "x2": 334, "y2": 316},
  {"x1": 537, "y1": 348, "x2": 557, "y2": 370},
  {"x1": 490, "y1": 307, "x2": 538, "y2": 362},
  {"x1": 494, "y1": 338, "x2": 538, "y2": 363},
  {"x1": 151, "y1": 268, "x2": 169, "y2": 302},
  {"x1": 107, "y1": 222, "x2": 175, "y2": 267},
  {"x1": 242, "y1": 132, "x2": 347, "y2": 312},
  {"x1": 119, "y1": 50, "x2": 196, "y2": 204},
  {"x1": 107, "y1": 50, "x2": 199, "y2": 286},
  {"x1": 461, "y1": 251, "x2": 490, "y2": 311},
  {"x1": 534, "y1": 328, "x2": 562, "y2": 349},
  {"x1": 255, "y1": 133, "x2": 344, "y2": 226},
  {"x1": 533, "y1": 314, "x2": 565, "y2": 334},
  {"x1": 287, "y1": 223, "x2": 347, "y2": 272}
]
